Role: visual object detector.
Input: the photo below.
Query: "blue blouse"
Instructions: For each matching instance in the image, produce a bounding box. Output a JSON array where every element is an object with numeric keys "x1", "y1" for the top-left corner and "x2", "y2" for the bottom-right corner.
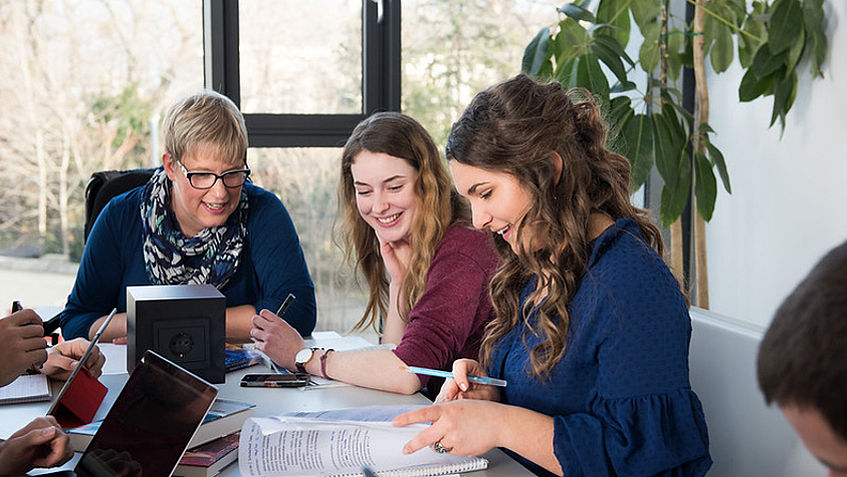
[
  {"x1": 489, "y1": 218, "x2": 711, "y2": 476},
  {"x1": 58, "y1": 182, "x2": 317, "y2": 339}
]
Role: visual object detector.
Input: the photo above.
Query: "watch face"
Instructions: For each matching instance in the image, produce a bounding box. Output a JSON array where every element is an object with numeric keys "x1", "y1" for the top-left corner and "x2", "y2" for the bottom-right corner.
[{"x1": 295, "y1": 347, "x2": 313, "y2": 364}]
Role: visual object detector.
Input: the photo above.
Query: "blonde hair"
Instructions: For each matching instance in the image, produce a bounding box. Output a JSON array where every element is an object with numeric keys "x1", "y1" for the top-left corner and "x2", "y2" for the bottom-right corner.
[
  {"x1": 162, "y1": 90, "x2": 248, "y2": 166},
  {"x1": 339, "y1": 112, "x2": 468, "y2": 333},
  {"x1": 446, "y1": 74, "x2": 666, "y2": 378}
]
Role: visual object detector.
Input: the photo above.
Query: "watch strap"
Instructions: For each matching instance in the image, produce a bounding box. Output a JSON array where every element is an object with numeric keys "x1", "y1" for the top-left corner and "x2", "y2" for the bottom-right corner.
[{"x1": 295, "y1": 347, "x2": 319, "y2": 374}]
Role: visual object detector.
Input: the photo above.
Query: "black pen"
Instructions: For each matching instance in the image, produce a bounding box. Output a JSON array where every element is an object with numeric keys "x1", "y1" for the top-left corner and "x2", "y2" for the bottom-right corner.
[
  {"x1": 11, "y1": 300, "x2": 22, "y2": 313},
  {"x1": 276, "y1": 293, "x2": 296, "y2": 317},
  {"x1": 361, "y1": 467, "x2": 378, "y2": 477}
]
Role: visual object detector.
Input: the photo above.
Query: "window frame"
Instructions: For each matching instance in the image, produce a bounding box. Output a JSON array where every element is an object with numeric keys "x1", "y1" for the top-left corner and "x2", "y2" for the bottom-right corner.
[{"x1": 203, "y1": 0, "x2": 401, "y2": 147}]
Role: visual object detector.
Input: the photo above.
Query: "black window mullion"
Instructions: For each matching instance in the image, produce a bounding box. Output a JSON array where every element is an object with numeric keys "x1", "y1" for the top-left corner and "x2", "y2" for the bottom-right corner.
[
  {"x1": 203, "y1": 0, "x2": 401, "y2": 148},
  {"x1": 245, "y1": 115, "x2": 366, "y2": 148},
  {"x1": 204, "y1": 0, "x2": 240, "y2": 104}
]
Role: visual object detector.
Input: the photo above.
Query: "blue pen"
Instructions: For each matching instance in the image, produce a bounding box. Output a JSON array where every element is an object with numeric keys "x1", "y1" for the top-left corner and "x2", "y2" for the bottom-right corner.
[{"x1": 402, "y1": 365, "x2": 507, "y2": 387}]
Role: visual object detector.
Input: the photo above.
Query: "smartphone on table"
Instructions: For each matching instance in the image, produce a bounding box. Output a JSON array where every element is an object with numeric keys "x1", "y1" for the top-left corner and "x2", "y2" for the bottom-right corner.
[{"x1": 240, "y1": 373, "x2": 310, "y2": 387}]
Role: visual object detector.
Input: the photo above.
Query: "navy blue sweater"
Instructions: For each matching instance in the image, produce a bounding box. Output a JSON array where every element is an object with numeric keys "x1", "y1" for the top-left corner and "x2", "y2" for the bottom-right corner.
[{"x1": 59, "y1": 182, "x2": 316, "y2": 339}]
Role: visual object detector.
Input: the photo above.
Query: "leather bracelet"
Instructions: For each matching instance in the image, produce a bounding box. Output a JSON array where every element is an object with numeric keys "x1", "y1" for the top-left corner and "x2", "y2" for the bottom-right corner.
[{"x1": 320, "y1": 349, "x2": 335, "y2": 379}]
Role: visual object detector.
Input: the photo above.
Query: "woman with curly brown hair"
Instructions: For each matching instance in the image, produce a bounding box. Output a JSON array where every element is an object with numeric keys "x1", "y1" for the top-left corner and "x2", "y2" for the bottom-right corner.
[
  {"x1": 394, "y1": 75, "x2": 711, "y2": 476},
  {"x1": 251, "y1": 112, "x2": 498, "y2": 396}
]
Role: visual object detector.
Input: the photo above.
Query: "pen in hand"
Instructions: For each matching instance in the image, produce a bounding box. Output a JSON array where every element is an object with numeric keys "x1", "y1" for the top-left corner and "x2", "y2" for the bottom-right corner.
[
  {"x1": 401, "y1": 365, "x2": 508, "y2": 387},
  {"x1": 276, "y1": 293, "x2": 296, "y2": 317},
  {"x1": 11, "y1": 300, "x2": 22, "y2": 313}
]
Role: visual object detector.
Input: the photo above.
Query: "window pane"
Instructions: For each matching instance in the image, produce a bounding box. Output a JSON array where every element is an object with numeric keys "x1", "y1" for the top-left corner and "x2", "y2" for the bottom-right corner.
[
  {"x1": 238, "y1": 0, "x2": 362, "y2": 115},
  {"x1": 0, "y1": 0, "x2": 203, "y2": 302},
  {"x1": 402, "y1": 0, "x2": 557, "y2": 146},
  {"x1": 247, "y1": 148, "x2": 369, "y2": 336}
]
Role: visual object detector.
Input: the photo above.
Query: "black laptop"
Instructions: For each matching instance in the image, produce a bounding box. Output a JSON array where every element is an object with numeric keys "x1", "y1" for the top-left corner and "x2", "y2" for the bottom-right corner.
[{"x1": 49, "y1": 349, "x2": 218, "y2": 477}]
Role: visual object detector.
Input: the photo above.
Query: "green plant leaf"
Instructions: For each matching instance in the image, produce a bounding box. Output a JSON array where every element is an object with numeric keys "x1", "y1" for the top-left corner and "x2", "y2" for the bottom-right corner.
[
  {"x1": 610, "y1": 80, "x2": 637, "y2": 93},
  {"x1": 694, "y1": 152, "x2": 717, "y2": 221},
  {"x1": 631, "y1": 0, "x2": 661, "y2": 30},
  {"x1": 705, "y1": 142, "x2": 732, "y2": 194},
  {"x1": 738, "y1": 67, "x2": 773, "y2": 101},
  {"x1": 555, "y1": 57, "x2": 579, "y2": 86},
  {"x1": 803, "y1": 0, "x2": 827, "y2": 78},
  {"x1": 576, "y1": 53, "x2": 610, "y2": 102},
  {"x1": 738, "y1": 5, "x2": 767, "y2": 68},
  {"x1": 783, "y1": 29, "x2": 805, "y2": 72},
  {"x1": 702, "y1": 0, "x2": 722, "y2": 56},
  {"x1": 667, "y1": 28, "x2": 684, "y2": 82},
  {"x1": 558, "y1": 3, "x2": 597, "y2": 23},
  {"x1": 624, "y1": 113, "x2": 654, "y2": 191},
  {"x1": 659, "y1": 158, "x2": 692, "y2": 227},
  {"x1": 591, "y1": 38, "x2": 629, "y2": 86},
  {"x1": 653, "y1": 107, "x2": 687, "y2": 191},
  {"x1": 538, "y1": 58, "x2": 555, "y2": 80},
  {"x1": 596, "y1": 0, "x2": 631, "y2": 48},
  {"x1": 768, "y1": 0, "x2": 803, "y2": 55},
  {"x1": 679, "y1": 27, "x2": 694, "y2": 68},
  {"x1": 770, "y1": 69, "x2": 798, "y2": 130},
  {"x1": 698, "y1": 122, "x2": 716, "y2": 134},
  {"x1": 711, "y1": 23, "x2": 734, "y2": 73},
  {"x1": 522, "y1": 27, "x2": 551, "y2": 75},
  {"x1": 806, "y1": 30, "x2": 827, "y2": 78},
  {"x1": 638, "y1": 21, "x2": 661, "y2": 74},
  {"x1": 607, "y1": 96, "x2": 633, "y2": 156},
  {"x1": 555, "y1": 18, "x2": 590, "y2": 63},
  {"x1": 660, "y1": 90, "x2": 693, "y2": 131},
  {"x1": 594, "y1": 35, "x2": 635, "y2": 67},
  {"x1": 725, "y1": 0, "x2": 747, "y2": 27},
  {"x1": 751, "y1": 45, "x2": 784, "y2": 78},
  {"x1": 608, "y1": 96, "x2": 633, "y2": 130}
]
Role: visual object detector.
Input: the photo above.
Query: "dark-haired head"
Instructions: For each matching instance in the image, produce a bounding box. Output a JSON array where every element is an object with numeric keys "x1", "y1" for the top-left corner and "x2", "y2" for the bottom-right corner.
[
  {"x1": 758, "y1": 240, "x2": 847, "y2": 446},
  {"x1": 447, "y1": 74, "x2": 665, "y2": 377}
]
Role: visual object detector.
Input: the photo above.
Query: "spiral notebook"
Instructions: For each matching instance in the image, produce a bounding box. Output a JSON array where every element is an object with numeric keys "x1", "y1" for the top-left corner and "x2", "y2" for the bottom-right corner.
[{"x1": 239, "y1": 405, "x2": 488, "y2": 477}]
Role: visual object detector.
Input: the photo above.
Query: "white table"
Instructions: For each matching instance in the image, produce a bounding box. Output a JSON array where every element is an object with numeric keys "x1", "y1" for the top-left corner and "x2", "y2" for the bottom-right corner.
[{"x1": 1, "y1": 343, "x2": 533, "y2": 476}]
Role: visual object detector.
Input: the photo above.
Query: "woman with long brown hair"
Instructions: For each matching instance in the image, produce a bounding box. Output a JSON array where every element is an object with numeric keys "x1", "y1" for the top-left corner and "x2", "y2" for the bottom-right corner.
[
  {"x1": 250, "y1": 112, "x2": 498, "y2": 396},
  {"x1": 394, "y1": 75, "x2": 711, "y2": 476}
]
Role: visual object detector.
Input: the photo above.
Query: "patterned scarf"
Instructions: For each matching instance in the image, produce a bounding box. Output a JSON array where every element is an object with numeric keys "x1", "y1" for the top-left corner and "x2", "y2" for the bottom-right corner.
[{"x1": 140, "y1": 167, "x2": 248, "y2": 289}]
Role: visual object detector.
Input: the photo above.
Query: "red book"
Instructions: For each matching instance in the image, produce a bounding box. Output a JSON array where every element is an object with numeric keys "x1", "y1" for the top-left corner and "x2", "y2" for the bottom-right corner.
[{"x1": 174, "y1": 432, "x2": 240, "y2": 477}]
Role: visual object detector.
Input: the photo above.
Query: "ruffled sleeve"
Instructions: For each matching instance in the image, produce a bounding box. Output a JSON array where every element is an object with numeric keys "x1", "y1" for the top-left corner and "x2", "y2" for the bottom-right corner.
[
  {"x1": 553, "y1": 390, "x2": 711, "y2": 476},
  {"x1": 550, "y1": 219, "x2": 711, "y2": 476}
]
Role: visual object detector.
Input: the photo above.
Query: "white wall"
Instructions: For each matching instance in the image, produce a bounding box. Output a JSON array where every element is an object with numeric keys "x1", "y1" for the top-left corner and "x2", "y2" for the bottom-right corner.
[{"x1": 706, "y1": 2, "x2": 847, "y2": 328}]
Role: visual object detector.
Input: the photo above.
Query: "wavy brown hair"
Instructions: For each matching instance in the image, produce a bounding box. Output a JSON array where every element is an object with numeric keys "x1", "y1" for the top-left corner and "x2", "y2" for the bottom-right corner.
[
  {"x1": 339, "y1": 112, "x2": 468, "y2": 334},
  {"x1": 446, "y1": 74, "x2": 666, "y2": 378}
]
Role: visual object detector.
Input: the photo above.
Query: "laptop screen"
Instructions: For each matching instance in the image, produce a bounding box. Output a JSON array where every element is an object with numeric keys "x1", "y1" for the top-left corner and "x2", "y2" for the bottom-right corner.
[{"x1": 74, "y1": 350, "x2": 217, "y2": 477}]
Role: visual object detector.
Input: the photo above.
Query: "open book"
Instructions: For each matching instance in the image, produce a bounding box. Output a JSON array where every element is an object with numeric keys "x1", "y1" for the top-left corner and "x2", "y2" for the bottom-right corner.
[{"x1": 238, "y1": 405, "x2": 488, "y2": 477}]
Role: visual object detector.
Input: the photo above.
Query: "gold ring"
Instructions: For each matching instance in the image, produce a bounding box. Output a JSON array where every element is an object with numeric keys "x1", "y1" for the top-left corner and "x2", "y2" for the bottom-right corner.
[{"x1": 432, "y1": 441, "x2": 452, "y2": 454}]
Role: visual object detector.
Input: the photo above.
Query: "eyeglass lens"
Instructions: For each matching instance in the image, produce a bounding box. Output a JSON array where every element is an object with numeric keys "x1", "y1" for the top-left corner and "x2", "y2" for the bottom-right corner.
[{"x1": 189, "y1": 170, "x2": 248, "y2": 189}]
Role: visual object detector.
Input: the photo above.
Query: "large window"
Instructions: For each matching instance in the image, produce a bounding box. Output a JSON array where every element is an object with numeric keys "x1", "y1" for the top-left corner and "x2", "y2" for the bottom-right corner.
[
  {"x1": 0, "y1": 0, "x2": 203, "y2": 308},
  {"x1": 238, "y1": 1, "x2": 362, "y2": 115},
  {"x1": 1, "y1": 0, "x2": 562, "y2": 334},
  {"x1": 246, "y1": 148, "x2": 365, "y2": 333}
]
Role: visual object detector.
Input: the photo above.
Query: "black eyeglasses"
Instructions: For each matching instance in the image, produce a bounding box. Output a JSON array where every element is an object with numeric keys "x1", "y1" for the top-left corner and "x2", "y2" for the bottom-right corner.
[{"x1": 174, "y1": 158, "x2": 250, "y2": 190}]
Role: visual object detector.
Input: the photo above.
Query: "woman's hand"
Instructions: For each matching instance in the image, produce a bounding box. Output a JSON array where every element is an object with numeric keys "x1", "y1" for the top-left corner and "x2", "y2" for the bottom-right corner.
[
  {"x1": 392, "y1": 400, "x2": 506, "y2": 457},
  {"x1": 41, "y1": 338, "x2": 106, "y2": 380},
  {"x1": 0, "y1": 416, "x2": 73, "y2": 475},
  {"x1": 378, "y1": 235, "x2": 412, "y2": 284},
  {"x1": 436, "y1": 359, "x2": 501, "y2": 403},
  {"x1": 250, "y1": 309, "x2": 306, "y2": 371},
  {"x1": 0, "y1": 309, "x2": 46, "y2": 387}
]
